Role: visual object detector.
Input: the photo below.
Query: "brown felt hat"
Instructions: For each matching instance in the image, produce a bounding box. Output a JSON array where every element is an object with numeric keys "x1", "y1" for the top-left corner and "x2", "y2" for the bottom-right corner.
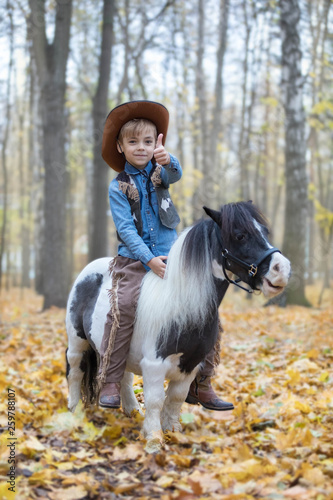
[{"x1": 102, "y1": 100, "x2": 169, "y2": 172}]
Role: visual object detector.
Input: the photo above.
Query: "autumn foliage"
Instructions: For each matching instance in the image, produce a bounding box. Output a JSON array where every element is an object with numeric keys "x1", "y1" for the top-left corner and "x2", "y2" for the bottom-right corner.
[{"x1": 0, "y1": 286, "x2": 332, "y2": 499}]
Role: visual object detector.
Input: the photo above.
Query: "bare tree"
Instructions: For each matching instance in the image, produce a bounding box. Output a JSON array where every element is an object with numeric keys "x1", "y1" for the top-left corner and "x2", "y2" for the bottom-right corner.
[
  {"x1": 29, "y1": 0, "x2": 73, "y2": 308},
  {"x1": 280, "y1": 0, "x2": 310, "y2": 306},
  {"x1": 0, "y1": 1, "x2": 14, "y2": 290},
  {"x1": 89, "y1": 0, "x2": 115, "y2": 262},
  {"x1": 207, "y1": 0, "x2": 229, "y2": 209}
]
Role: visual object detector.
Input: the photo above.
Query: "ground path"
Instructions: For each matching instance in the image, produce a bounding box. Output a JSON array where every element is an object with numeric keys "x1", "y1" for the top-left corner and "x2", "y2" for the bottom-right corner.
[{"x1": 0, "y1": 286, "x2": 332, "y2": 499}]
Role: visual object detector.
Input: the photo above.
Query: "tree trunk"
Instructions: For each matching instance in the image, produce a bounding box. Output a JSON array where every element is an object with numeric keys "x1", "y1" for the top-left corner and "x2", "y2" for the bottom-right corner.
[
  {"x1": 0, "y1": 1, "x2": 14, "y2": 291},
  {"x1": 280, "y1": 0, "x2": 310, "y2": 306},
  {"x1": 89, "y1": 0, "x2": 115, "y2": 262},
  {"x1": 238, "y1": 0, "x2": 251, "y2": 201},
  {"x1": 29, "y1": 0, "x2": 72, "y2": 309},
  {"x1": 192, "y1": 0, "x2": 208, "y2": 220}
]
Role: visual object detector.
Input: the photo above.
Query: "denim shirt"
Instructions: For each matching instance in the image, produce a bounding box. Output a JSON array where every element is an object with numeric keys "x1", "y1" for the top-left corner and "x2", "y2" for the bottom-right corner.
[{"x1": 109, "y1": 154, "x2": 182, "y2": 268}]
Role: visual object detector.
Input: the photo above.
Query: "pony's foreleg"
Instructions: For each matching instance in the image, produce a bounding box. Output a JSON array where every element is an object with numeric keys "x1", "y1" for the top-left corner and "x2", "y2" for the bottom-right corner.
[
  {"x1": 141, "y1": 360, "x2": 165, "y2": 443},
  {"x1": 120, "y1": 371, "x2": 143, "y2": 416},
  {"x1": 161, "y1": 376, "x2": 194, "y2": 433},
  {"x1": 66, "y1": 336, "x2": 89, "y2": 412}
]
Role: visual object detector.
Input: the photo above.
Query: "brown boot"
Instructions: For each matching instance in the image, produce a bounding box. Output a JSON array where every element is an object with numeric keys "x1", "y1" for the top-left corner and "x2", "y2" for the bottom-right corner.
[
  {"x1": 185, "y1": 376, "x2": 234, "y2": 411},
  {"x1": 99, "y1": 382, "x2": 121, "y2": 409}
]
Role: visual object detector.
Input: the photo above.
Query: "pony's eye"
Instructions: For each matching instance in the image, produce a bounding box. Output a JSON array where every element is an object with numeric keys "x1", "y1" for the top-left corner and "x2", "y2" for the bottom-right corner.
[{"x1": 236, "y1": 234, "x2": 245, "y2": 241}]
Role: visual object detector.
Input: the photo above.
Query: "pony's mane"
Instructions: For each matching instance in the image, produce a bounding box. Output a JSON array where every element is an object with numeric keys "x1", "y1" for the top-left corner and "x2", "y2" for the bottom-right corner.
[{"x1": 136, "y1": 223, "x2": 217, "y2": 344}]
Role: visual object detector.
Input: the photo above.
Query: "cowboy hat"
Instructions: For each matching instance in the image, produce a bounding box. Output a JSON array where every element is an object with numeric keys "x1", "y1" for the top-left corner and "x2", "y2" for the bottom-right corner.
[{"x1": 102, "y1": 100, "x2": 169, "y2": 172}]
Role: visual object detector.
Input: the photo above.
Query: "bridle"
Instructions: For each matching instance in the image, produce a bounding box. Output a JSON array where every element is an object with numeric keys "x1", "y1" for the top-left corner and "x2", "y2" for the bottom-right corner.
[{"x1": 214, "y1": 224, "x2": 281, "y2": 293}]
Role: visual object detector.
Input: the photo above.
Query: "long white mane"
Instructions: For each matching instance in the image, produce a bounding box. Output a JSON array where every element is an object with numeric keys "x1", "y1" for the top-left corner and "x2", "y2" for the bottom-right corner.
[{"x1": 135, "y1": 224, "x2": 217, "y2": 344}]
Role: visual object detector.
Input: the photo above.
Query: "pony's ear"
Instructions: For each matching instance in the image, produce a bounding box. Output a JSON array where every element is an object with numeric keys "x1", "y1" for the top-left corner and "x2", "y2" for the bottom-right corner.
[{"x1": 203, "y1": 206, "x2": 222, "y2": 226}]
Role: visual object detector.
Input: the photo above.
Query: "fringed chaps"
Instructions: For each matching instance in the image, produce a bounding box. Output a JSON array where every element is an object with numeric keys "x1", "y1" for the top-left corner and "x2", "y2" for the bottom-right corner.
[
  {"x1": 96, "y1": 259, "x2": 121, "y2": 399},
  {"x1": 213, "y1": 318, "x2": 223, "y2": 368}
]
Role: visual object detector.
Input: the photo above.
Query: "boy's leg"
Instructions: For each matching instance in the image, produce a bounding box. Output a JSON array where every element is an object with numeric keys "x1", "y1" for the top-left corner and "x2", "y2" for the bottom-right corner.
[
  {"x1": 186, "y1": 321, "x2": 234, "y2": 411},
  {"x1": 98, "y1": 256, "x2": 146, "y2": 408}
]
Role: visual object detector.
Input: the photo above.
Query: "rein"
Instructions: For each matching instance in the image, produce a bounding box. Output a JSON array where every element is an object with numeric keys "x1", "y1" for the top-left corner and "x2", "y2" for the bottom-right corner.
[{"x1": 214, "y1": 224, "x2": 281, "y2": 293}]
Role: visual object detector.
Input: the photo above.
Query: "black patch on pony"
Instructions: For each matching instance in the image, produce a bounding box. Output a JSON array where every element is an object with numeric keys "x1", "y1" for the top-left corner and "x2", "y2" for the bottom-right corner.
[
  {"x1": 80, "y1": 347, "x2": 98, "y2": 406},
  {"x1": 156, "y1": 279, "x2": 229, "y2": 373},
  {"x1": 204, "y1": 201, "x2": 273, "y2": 285},
  {"x1": 218, "y1": 201, "x2": 269, "y2": 249},
  {"x1": 65, "y1": 348, "x2": 70, "y2": 378},
  {"x1": 70, "y1": 273, "x2": 103, "y2": 340}
]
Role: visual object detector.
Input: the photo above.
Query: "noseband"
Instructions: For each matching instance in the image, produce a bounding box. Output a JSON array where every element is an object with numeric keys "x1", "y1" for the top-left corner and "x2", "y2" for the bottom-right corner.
[{"x1": 214, "y1": 225, "x2": 281, "y2": 293}]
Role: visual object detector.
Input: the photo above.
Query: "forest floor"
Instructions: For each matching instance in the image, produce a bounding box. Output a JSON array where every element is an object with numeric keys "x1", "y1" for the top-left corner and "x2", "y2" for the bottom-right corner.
[{"x1": 0, "y1": 284, "x2": 332, "y2": 500}]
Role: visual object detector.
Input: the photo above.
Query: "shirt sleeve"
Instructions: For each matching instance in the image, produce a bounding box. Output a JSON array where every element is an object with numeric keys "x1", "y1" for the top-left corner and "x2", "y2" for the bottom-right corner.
[
  {"x1": 160, "y1": 154, "x2": 182, "y2": 187},
  {"x1": 109, "y1": 180, "x2": 155, "y2": 265}
]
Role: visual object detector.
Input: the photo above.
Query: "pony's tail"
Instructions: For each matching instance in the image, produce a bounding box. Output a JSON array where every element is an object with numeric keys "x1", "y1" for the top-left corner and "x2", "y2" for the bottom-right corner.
[{"x1": 81, "y1": 347, "x2": 99, "y2": 407}]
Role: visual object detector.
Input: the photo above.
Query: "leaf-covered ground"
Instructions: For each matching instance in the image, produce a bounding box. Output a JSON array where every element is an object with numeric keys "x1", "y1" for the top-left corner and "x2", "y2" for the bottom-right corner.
[{"x1": 0, "y1": 285, "x2": 332, "y2": 500}]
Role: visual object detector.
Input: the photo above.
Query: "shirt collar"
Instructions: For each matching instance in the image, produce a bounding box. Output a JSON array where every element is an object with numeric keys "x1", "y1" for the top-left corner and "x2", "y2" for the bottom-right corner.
[{"x1": 124, "y1": 160, "x2": 153, "y2": 176}]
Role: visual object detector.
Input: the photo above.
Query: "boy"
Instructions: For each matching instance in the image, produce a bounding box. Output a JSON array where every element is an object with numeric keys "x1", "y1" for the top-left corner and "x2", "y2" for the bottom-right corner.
[{"x1": 98, "y1": 100, "x2": 233, "y2": 412}]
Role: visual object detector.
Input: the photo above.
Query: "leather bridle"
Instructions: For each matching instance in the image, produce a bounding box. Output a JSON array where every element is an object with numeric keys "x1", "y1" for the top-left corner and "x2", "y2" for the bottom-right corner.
[{"x1": 214, "y1": 224, "x2": 281, "y2": 293}]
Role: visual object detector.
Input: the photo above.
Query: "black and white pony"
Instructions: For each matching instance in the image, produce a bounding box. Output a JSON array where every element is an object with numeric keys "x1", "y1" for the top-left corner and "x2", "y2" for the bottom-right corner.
[{"x1": 66, "y1": 202, "x2": 290, "y2": 449}]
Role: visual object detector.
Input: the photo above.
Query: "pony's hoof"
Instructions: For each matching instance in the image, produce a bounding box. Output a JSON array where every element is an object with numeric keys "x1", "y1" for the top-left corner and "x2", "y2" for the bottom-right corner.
[
  {"x1": 123, "y1": 405, "x2": 144, "y2": 417},
  {"x1": 68, "y1": 401, "x2": 77, "y2": 413},
  {"x1": 162, "y1": 419, "x2": 182, "y2": 433},
  {"x1": 145, "y1": 437, "x2": 163, "y2": 454}
]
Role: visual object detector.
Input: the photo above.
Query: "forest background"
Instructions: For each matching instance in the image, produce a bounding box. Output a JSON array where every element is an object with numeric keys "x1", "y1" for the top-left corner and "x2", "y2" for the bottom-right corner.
[
  {"x1": 0, "y1": 0, "x2": 332, "y2": 308},
  {"x1": 1, "y1": 2, "x2": 333, "y2": 498}
]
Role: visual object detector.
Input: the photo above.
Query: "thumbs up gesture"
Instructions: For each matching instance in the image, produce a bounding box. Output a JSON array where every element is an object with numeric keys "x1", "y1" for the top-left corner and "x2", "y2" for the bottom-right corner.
[{"x1": 154, "y1": 134, "x2": 170, "y2": 166}]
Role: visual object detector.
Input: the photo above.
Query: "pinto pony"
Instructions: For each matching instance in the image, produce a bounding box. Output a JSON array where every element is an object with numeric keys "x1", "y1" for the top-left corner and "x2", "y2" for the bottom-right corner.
[{"x1": 66, "y1": 202, "x2": 290, "y2": 448}]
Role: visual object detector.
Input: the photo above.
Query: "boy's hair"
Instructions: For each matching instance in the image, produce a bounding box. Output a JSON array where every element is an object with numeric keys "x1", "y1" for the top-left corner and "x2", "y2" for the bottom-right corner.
[{"x1": 118, "y1": 118, "x2": 157, "y2": 143}]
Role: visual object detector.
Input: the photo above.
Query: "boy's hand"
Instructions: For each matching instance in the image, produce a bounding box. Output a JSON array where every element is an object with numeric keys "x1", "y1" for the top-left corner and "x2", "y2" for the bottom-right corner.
[
  {"x1": 154, "y1": 134, "x2": 170, "y2": 165},
  {"x1": 147, "y1": 256, "x2": 168, "y2": 278}
]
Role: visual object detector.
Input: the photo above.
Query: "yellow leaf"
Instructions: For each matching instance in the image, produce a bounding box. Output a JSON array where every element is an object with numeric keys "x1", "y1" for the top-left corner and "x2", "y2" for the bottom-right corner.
[
  {"x1": 302, "y1": 428, "x2": 314, "y2": 446},
  {"x1": 286, "y1": 370, "x2": 301, "y2": 385},
  {"x1": 101, "y1": 424, "x2": 122, "y2": 440},
  {"x1": 319, "y1": 371, "x2": 329, "y2": 383},
  {"x1": 306, "y1": 348, "x2": 319, "y2": 359},
  {"x1": 301, "y1": 463, "x2": 326, "y2": 486},
  {"x1": 236, "y1": 443, "x2": 253, "y2": 461},
  {"x1": 19, "y1": 436, "x2": 46, "y2": 458},
  {"x1": 294, "y1": 401, "x2": 311, "y2": 414},
  {"x1": 28, "y1": 468, "x2": 57, "y2": 486},
  {"x1": 170, "y1": 454, "x2": 193, "y2": 468},
  {"x1": 0, "y1": 482, "x2": 16, "y2": 500}
]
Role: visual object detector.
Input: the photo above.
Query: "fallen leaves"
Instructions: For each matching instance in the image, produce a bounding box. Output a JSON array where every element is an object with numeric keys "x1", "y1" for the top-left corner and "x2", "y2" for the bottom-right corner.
[{"x1": 0, "y1": 285, "x2": 332, "y2": 499}]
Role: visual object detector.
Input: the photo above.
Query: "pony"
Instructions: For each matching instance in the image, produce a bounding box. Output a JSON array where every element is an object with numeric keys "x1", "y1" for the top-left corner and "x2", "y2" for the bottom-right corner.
[{"x1": 66, "y1": 202, "x2": 290, "y2": 449}]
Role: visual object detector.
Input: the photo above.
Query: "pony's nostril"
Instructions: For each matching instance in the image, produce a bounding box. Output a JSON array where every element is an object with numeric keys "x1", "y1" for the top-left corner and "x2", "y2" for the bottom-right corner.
[{"x1": 273, "y1": 264, "x2": 280, "y2": 272}]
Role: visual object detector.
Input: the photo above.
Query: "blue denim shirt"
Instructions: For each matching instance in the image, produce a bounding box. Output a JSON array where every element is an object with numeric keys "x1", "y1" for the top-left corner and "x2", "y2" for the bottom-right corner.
[{"x1": 109, "y1": 154, "x2": 182, "y2": 268}]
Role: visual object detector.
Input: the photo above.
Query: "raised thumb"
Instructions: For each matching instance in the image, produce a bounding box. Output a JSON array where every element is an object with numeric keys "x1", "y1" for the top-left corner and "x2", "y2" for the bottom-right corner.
[{"x1": 156, "y1": 133, "x2": 163, "y2": 148}]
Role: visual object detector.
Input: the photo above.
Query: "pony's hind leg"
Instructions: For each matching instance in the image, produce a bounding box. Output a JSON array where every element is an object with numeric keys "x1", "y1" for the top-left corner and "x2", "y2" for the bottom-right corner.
[
  {"x1": 66, "y1": 335, "x2": 89, "y2": 412},
  {"x1": 121, "y1": 371, "x2": 143, "y2": 416},
  {"x1": 161, "y1": 376, "x2": 194, "y2": 433}
]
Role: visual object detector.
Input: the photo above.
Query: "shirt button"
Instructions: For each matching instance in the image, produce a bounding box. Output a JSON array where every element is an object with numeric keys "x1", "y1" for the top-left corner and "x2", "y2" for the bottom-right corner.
[{"x1": 151, "y1": 228, "x2": 153, "y2": 231}]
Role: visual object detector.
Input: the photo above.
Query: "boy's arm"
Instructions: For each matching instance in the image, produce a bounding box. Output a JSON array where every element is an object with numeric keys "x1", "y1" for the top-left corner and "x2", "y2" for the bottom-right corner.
[
  {"x1": 153, "y1": 133, "x2": 182, "y2": 186},
  {"x1": 160, "y1": 154, "x2": 182, "y2": 186},
  {"x1": 109, "y1": 181, "x2": 155, "y2": 266}
]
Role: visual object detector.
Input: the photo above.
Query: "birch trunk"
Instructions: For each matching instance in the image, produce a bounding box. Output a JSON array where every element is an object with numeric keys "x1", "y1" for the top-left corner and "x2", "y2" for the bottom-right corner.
[{"x1": 280, "y1": 0, "x2": 310, "y2": 306}]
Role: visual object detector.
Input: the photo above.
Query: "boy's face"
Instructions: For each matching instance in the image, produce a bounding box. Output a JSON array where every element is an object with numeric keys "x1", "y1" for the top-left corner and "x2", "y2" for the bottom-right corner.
[{"x1": 117, "y1": 126, "x2": 156, "y2": 169}]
